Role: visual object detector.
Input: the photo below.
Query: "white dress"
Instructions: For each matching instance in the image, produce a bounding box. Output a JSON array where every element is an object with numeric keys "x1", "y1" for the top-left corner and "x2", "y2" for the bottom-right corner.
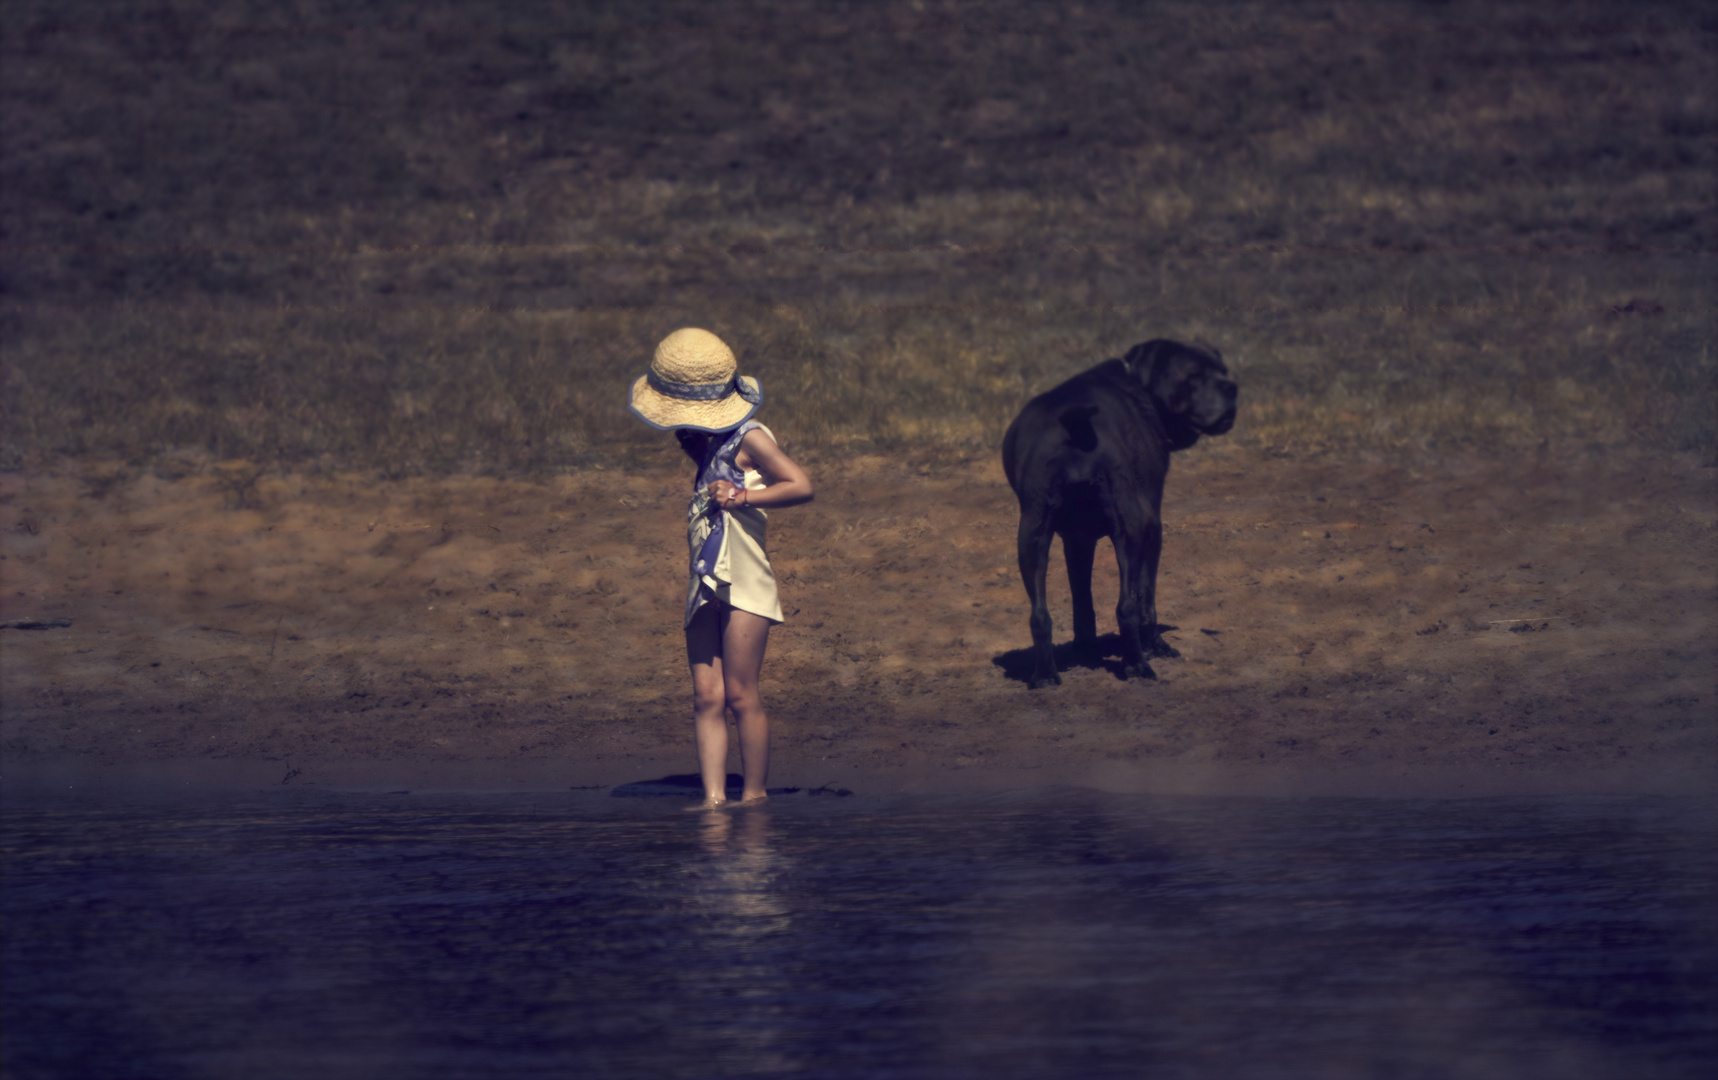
[{"x1": 684, "y1": 421, "x2": 784, "y2": 628}]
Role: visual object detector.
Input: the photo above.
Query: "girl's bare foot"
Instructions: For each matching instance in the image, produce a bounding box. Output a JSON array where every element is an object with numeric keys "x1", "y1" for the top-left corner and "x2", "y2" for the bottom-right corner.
[
  {"x1": 728, "y1": 793, "x2": 769, "y2": 808},
  {"x1": 684, "y1": 796, "x2": 729, "y2": 812}
]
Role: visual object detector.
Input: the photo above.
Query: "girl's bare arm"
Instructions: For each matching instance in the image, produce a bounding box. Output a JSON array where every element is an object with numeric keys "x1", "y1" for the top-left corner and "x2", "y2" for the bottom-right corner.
[{"x1": 715, "y1": 430, "x2": 813, "y2": 509}]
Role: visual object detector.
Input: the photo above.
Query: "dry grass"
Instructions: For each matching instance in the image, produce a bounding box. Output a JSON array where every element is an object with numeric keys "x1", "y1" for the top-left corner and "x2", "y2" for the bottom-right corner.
[{"x1": 2, "y1": 0, "x2": 1713, "y2": 475}]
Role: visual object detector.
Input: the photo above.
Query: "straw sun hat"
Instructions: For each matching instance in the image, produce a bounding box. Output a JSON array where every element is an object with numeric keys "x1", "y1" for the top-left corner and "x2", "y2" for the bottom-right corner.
[{"x1": 629, "y1": 328, "x2": 763, "y2": 432}]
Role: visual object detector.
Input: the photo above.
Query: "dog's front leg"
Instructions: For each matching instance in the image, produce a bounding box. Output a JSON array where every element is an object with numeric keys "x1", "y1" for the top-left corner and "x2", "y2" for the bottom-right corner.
[
  {"x1": 1113, "y1": 524, "x2": 1158, "y2": 682},
  {"x1": 1139, "y1": 517, "x2": 1179, "y2": 660},
  {"x1": 1017, "y1": 510, "x2": 1061, "y2": 688}
]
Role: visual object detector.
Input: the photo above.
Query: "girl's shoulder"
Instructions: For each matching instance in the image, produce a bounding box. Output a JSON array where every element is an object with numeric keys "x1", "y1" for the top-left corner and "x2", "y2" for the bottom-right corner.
[
  {"x1": 732, "y1": 422, "x2": 778, "y2": 475},
  {"x1": 726, "y1": 420, "x2": 774, "y2": 452},
  {"x1": 718, "y1": 419, "x2": 767, "y2": 454}
]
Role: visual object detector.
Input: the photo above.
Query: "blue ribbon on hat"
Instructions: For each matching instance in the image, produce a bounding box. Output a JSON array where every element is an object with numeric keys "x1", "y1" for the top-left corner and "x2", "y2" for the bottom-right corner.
[{"x1": 648, "y1": 370, "x2": 762, "y2": 404}]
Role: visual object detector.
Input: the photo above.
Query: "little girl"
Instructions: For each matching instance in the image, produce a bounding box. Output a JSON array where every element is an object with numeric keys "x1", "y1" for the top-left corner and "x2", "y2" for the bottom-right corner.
[{"x1": 629, "y1": 328, "x2": 813, "y2": 810}]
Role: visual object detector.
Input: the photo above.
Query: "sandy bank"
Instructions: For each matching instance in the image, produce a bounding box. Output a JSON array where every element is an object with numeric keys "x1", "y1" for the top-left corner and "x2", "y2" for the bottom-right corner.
[{"x1": 3, "y1": 448, "x2": 1713, "y2": 797}]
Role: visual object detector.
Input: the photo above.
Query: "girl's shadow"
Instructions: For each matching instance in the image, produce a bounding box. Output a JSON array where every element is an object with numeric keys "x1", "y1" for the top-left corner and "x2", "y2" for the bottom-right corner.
[
  {"x1": 610, "y1": 774, "x2": 803, "y2": 799},
  {"x1": 990, "y1": 627, "x2": 1176, "y2": 683}
]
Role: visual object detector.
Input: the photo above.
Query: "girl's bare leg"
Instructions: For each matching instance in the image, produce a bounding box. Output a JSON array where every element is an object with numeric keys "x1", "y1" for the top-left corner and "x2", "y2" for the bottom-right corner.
[
  {"x1": 685, "y1": 604, "x2": 730, "y2": 808},
  {"x1": 720, "y1": 608, "x2": 773, "y2": 803}
]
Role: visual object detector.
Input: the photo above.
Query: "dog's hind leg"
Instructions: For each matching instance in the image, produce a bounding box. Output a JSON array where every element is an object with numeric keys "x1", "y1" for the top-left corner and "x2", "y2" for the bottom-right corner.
[
  {"x1": 1063, "y1": 530, "x2": 1100, "y2": 659},
  {"x1": 1017, "y1": 509, "x2": 1061, "y2": 688}
]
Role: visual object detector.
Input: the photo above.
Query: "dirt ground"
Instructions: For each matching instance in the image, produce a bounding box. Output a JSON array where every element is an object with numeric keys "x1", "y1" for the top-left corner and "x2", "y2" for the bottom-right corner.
[{"x1": 2, "y1": 446, "x2": 1713, "y2": 796}]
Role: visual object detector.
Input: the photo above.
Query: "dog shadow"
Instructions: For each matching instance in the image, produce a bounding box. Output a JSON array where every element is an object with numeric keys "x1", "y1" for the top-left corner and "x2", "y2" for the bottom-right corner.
[{"x1": 990, "y1": 627, "x2": 1177, "y2": 683}]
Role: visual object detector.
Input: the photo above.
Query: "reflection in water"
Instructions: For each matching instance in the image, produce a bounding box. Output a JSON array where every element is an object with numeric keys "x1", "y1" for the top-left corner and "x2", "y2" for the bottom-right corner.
[
  {"x1": 2, "y1": 790, "x2": 1713, "y2": 1079},
  {"x1": 685, "y1": 808, "x2": 797, "y2": 1075}
]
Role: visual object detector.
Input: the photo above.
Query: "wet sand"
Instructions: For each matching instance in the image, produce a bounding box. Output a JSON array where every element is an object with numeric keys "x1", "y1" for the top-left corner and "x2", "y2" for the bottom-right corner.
[{"x1": 2, "y1": 447, "x2": 1713, "y2": 796}]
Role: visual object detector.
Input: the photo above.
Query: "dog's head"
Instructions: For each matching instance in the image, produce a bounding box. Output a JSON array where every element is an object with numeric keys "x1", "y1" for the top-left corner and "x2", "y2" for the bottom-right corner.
[{"x1": 1123, "y1": 340, "x2": 1238, "y2": 449}]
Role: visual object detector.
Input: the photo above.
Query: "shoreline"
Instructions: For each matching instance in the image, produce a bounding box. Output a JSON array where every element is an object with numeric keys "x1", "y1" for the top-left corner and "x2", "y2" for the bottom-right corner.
[{"x1": 4, "y1": 750, "x2": 1711, "y2": 802}]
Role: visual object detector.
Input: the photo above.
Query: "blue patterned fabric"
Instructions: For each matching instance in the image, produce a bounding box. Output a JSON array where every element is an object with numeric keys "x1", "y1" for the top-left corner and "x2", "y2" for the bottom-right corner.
[
  {"x1": 684, "y1": 420, "x2": 761, "y2": 623},
  {"x1": 648, "y1": 370, "x2": 764, "y2": 404}
]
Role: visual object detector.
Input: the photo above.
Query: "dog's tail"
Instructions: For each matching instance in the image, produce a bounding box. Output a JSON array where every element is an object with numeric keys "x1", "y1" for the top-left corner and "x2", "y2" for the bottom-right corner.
[{"x1": 1059, "y1": 404, "x2": 1100, "y2": 453}]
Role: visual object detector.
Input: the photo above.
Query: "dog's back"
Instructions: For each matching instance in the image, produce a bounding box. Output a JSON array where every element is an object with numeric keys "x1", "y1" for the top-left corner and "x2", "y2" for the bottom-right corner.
[{"x1": 1002, "y1": 359, "x2": 1167, "y2": 512}]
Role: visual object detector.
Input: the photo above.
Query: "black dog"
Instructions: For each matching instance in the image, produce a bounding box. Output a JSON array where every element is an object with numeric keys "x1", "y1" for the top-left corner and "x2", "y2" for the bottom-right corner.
[{"x1": 1002, "y1": 340, "x2": 1237, "y2": 688}]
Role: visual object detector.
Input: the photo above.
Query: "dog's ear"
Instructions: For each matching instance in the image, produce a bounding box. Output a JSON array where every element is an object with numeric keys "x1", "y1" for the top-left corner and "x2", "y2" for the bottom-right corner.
[
  {"x1": 1124, "y1": 340, "x2": 1198, "y2": 412},
  {"x1": 1128, "y1": 339, "x2": 1236, "y2": 446},
  {"x1": 1134, "y1": 341, "x2": 1230, "y2": 411},
  {"x1": 1121, "y1": 340, "x2": 1174, "y2": 382}
]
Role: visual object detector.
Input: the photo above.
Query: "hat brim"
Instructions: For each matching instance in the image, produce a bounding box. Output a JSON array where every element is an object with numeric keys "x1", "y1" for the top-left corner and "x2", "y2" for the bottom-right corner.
[{"x1": 629, "y1": 374, "x2": 762, "y2": 432}]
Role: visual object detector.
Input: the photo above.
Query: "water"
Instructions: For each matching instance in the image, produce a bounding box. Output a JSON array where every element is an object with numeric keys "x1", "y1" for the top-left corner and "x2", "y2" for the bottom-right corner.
[{"x1": 3, "y1": 786, "x2": 1713, "y2": 1079}]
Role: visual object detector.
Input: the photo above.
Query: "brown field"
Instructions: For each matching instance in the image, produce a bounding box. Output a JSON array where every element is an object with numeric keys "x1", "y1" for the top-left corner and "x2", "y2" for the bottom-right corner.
[
  {"x1": 3, "y1": 445, "x2": 1712, "y2": 794},
  {"x1": 2, "y1": 0, "x2": 1714, "y2": 791},
  {"x1": 4, "y1": 0, "x2": 1714, "y2": 472}
]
